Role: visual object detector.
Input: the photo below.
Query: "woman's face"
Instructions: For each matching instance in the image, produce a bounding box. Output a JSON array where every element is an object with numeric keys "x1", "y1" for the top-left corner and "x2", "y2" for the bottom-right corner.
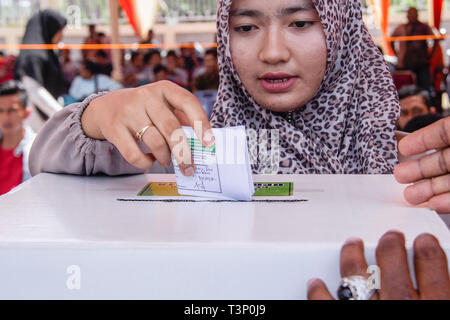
[{"x1": 229, "y1": 0, "x2": 327, "y2": 112}]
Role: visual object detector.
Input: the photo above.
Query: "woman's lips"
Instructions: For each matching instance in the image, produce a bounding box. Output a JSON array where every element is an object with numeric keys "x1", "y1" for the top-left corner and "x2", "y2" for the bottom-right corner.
[{"x1": 259, "y1": 73, "x2": 297, "y2": 93}]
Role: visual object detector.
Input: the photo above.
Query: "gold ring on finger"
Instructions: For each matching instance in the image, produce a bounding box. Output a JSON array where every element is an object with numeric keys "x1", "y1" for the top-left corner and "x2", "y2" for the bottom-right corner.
[{"x1": 135, "y1": 122, "x2": 154, "y2": 141}]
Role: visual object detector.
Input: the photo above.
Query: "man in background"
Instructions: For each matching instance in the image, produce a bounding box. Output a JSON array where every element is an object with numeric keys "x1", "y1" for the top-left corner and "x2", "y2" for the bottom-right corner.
[
  {"x1": 397, "y1": 85, "x2": 439, "y2": 131},
  {"x1": 194, "y1": 49, "x2": 219, "y2": 91},
  {"x1": 0, "y1": 80, "x2": 35, "y2": 195},
  {"x1": 390, "y1": 7, "x2": 437, "y2": 92}
]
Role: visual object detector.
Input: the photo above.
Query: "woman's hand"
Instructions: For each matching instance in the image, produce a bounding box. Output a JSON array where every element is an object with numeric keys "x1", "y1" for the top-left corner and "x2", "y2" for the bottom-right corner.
[
  {"x1": 81, "y1": 81, "x2": 214, "y2": 176},
  {"x1": 307, "y1": 231, "x2": 450, "y2": 300},
  {"x1": 394, "y1": 117, "x2": 450, "y2": 214}
]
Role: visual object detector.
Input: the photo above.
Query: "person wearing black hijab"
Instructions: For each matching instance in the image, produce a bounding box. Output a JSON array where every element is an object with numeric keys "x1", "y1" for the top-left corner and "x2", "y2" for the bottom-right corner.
[{"x1": 14, "y1": 9, "x2": 67, "y2": 99}]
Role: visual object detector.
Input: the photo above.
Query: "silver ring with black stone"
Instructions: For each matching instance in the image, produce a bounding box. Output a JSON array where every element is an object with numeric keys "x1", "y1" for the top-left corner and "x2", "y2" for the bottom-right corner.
[{"x1": 337, "y1": 275, "x2": 377, "y2": 300}]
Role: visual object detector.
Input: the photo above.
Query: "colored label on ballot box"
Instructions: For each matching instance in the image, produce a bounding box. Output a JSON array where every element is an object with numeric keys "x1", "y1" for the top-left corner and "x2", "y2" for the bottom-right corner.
[{"x1": 137, "y1": 182, "x2": 294, "y2": 197}]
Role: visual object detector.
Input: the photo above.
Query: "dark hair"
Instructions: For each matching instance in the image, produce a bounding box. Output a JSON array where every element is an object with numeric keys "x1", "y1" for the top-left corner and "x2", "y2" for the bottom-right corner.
[
  {"x1": 398, "y1": 85, "x2": 432, "y2": 109},
  {"x1": 204, "y1": 48, "x2": 217, "y2": 58},
  {"x1": 95, "y1": 50, "x2": 107, "y2": 59},
  {"x1": 130, "y1": 51, "x2": 142, "y2": 62},
  {"x1": 82, "y1": 60, "x2": 98, "y2": 75},
  {"x1": 0, "y1": 80, "x2": 28, "y2": 108},
  {"x1": 403, "y1": 114, "x2": 443, "y2": 133},
  {"x1": 153, "y1": 64, "x2": 168, "y2": 75},
  {"x1": 167, "y1": 50, "x2": 178, "y2": 58},
  {"x1": 143, "y1": 50, "x2": 160, "y2": 64},
  {"x1": 97, "y1": 32, "x2": 106, "y2": 37}
]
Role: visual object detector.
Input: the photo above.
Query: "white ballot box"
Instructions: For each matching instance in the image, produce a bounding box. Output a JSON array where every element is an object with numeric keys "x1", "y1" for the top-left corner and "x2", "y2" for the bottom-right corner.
[{"x1": 0, "y1": 173, "x2": 449, "y2": 299}]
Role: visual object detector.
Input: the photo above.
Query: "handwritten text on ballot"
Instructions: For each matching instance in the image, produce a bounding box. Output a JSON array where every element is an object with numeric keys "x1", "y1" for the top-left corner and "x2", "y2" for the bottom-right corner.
[{"x1": 172, "y1": 126, "x2": 254, "y2": 201}]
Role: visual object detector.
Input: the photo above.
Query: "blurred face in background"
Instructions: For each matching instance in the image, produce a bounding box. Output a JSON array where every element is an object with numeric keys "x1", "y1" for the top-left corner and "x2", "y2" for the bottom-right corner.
[
  {"x1": 79, "y1": 64, "x2": 93, "y2": 79},
  {"x1": 132, "y1": 53, "x2": 144, "y2": 69},
  {"x1": 407, "y1": 7, "x2": 418, "y2": 24},
  {"x1": 147, "y1": 53, "x2": 161, "y2": 67},
  {"x1": 166, "y1": 55, "x2": 178, "y2": 71},
  {"x1": 0, "y1": 94, "x2": 28, "y2": 138},
  {"x1": 155, "y1": 69, "x2": 168, "y2": 82},
  {"x1": 204, "y1": 53, "x2": 218, "y2": 73},
  {"x1": 398, "y1": 95, "x2": 432, "y2": 129},
  {"x1": 177, "y1": 56, "x2": 186, "y2": 69}
]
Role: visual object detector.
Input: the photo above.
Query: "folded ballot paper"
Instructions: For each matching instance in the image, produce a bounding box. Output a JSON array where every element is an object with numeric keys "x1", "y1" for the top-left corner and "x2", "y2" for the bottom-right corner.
[{"x1": 171, "y1": 126, "x2": 255, "y2": 201}]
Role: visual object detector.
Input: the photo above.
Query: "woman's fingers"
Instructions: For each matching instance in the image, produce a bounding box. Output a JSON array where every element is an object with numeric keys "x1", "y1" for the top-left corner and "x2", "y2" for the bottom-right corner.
[
  {"x1": 105, "y1": 125, "x2": 155, "y2": 170},
  {"x1": 413, "y1": 233, "x2": 450, "y2": 299},
  {"x1": 159, "y1": 81, "x2": 215, "y2": 146},
  {"x1": 375, "y1": 231, "x2": 418, "y2": 300},
  {"x1": 395, "y1": 146, "x2": 450, "y2": 213},
  {"x1": 141, "y1": 126, "x2": 172, "y2": 167},
  {"x1": 395, "y1": 119, "x2": 450, "y2": 214},
  {"x1": 307, "y1": 279, "x2": 334, "y2": 300},
  {"x1": 428, "y1": 193, "x2": 450, "y2": 214},
  {"x1": 398, "y1": 117, "x2": 450, "y2": 156},
  {"x1": 394, "y1": 148, "x2": 450, "y2": 184},
  {"x1": 403, "y1": 174, "x2": 450, "y2": 207},
  {"x1": 145, "y1": 99, "x2": 194, "y2": 175},
  {"x1": 121, "y1": 102, "x2": 173, "y2": 168}
]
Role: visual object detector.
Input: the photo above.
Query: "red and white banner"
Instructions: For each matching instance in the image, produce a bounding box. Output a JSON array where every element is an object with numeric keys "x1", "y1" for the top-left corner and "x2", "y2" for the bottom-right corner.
[{"x1": 118, "y1": 0, "x2": 161, "y2": 39}]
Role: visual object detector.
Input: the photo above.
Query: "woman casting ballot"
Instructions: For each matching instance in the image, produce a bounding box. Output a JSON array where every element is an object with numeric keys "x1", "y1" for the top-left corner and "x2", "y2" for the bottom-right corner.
[{"x1": 29, "y1": 0, "x2": 450, "y2": 214}]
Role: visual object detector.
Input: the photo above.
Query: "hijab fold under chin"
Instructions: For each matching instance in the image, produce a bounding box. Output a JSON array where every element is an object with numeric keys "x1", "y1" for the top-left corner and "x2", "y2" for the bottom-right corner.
[{"x1": 210, "y1": 0, "x2": 400, "y2": 174}]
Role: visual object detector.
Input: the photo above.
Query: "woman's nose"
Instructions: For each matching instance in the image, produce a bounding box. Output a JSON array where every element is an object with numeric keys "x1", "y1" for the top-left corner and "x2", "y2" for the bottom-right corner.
[{"x1": 258, "y1": 28, "x2": 290, "y2": 64}]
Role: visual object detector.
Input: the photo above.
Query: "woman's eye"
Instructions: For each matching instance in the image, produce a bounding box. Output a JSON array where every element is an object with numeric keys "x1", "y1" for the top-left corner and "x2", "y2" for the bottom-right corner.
[
  {"x1": 234, "y1": 25, "x2": 256, "y2": 33},
  {"x1": 291, "y1": 21, "x2": 312, "y2": 29}
]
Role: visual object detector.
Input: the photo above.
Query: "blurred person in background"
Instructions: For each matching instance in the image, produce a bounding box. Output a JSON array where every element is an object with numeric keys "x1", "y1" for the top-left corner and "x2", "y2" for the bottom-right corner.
[
  {"x1": 390, "y1": 7, "x2": 437, "y2": 94},
  {"x1": 194, "y1": 49, "x2": 219, "y2": 91},
  {"x1": 142, "y1": 50, "x2": 162, "y2": 83},
  {"x1": 94, "y1": 50, "x2": 113, "y2": 76},
  {"x1": 181, "y1": 46, "x2": 200, "y2": 83},
  {"x1": 0, "y1": 81, "x2": 35, "y2": 195},
  {"x1": 166, "y1": 50, "x2": 189, "y2": 88},
  {"x1": 60, "y1": 49, "x2": 78, "y2": 92},
  {"x1": 403, "y1": 113, "x2": 443, "y2": 133},
  {"x1": 69, "y1": 60, "x2": 122, "y2": 102},
  {"x1": 0, "y1": 59, "x2": 13, "y2": 85},
  {"x1": 83, "y1": 24, "x2": 99, "y2": 61},
  {"x1": 140, "y1": 29, "x2": 160, "y2": 55},
  {"x1": 123, "y1": 51, "x2": 147, "y2": 87},
  {"x1": 153, "y1": 64, "x2": 170, "y2": 82},
  {"x1": 397, "y1": 85, "x2": 438, "y2": 131},
  {"x1": 14, "y1": 9, "x2": 67, "y2": 99},
  {"x1": 96, "y1": 32, "x2": 112, "y2": 63}
]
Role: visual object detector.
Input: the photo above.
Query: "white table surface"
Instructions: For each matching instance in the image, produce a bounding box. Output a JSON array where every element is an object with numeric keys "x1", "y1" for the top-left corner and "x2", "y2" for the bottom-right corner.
[{"x1": 0, "y1": 173, "x2": 449, "y2": 299}]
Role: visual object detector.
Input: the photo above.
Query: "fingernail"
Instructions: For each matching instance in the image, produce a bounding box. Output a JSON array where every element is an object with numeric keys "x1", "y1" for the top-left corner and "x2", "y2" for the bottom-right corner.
[
  {"x1": 344, "y1": 237, "x2": 363, "y2": 245},
  {"x1": 307, "y1": 278, "x2": 318, "y2": 287},
  {"x1": 184, "y1": 166, "x2": 195, "y2": 176},
  {"x1": 203, "y1": 131, "x2": 215, "y2": 146},
  {"x1": 205, "y1": 136, "x2": 215, "y2": 147}
]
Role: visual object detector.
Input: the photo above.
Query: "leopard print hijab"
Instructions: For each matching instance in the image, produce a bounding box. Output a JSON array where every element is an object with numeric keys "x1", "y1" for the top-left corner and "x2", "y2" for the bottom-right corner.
[{"x1": 210, "y1": 0, "x2": 400, "y2": 174}]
